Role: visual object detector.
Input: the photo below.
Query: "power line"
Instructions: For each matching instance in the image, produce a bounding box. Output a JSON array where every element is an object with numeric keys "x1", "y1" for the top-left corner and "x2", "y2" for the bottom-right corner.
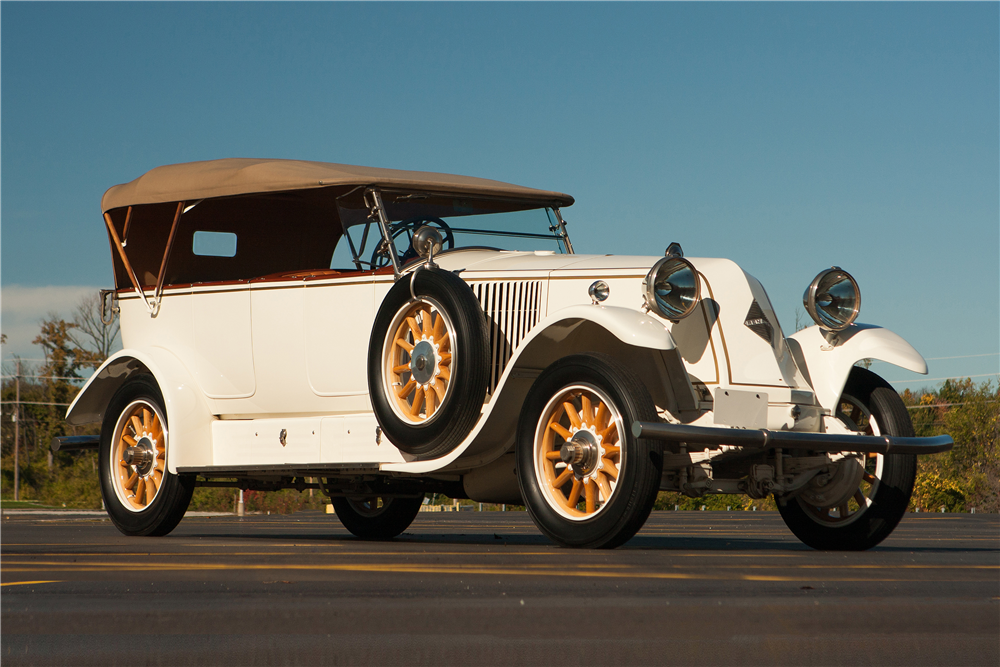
[
  {"x1": 0, "y1": 401, "x2": 72, "y2": 407},
  {"x1": 924, "y1": 353, "x2": 999, "y2": 361},
  {"x1": 1, "y1": 375, "x2": 89, "y2": 381},
  {"x1": 906, "y1": 401, "x2": 998, "y2": 409},
  {"x1": 889, "y1": 373, "x2": 998, "y2": 384}
]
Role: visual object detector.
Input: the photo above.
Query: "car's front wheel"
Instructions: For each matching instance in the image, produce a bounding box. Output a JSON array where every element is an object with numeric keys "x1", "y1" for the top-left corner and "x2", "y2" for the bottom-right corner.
[
  {"x1": 331, "y1": 495, "x2": 424, "y2": 540},
  {"x1": 517, "y1": 354, "x2": 663, "y2": 549},
  {"x1": 777, "y1": 367, "x2": 917, "y2": 551},
  {"x1": 99, "y1": 375, "x2": 194, "y2": 536}
]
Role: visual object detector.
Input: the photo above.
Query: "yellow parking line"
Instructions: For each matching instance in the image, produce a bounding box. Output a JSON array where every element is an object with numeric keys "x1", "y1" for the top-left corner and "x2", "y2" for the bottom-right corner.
[
  {"x1": 1, "y1": 561, "x2": 994, "y2": 583},
  {"x1": 0, "y1": 550, "x2": 572, "y2": 558},
  {"x1": 1, "y1": 580, "x2": 62, "y2": 587},
  {"x1": 796, "y1": 564, "x2": 998, "y2": 570},
  {"x1": 2, "y1": 556, "x2": 992, "y2": 570}
]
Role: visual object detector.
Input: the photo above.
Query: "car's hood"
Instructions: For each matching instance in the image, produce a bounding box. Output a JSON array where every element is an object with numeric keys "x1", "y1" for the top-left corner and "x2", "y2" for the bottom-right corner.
[{"x1": 434, "y1": 250, "x2": 663, "y2": 275}]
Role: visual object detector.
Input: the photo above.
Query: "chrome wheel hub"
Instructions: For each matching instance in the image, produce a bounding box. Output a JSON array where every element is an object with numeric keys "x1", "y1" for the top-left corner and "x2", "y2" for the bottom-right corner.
[
  {"x1": 410, "y1": 340, "x2": 438, "y2": 386},
  {"x1": 560, "y1": 429, "x2": 602, "y2": 477},
  {"x1": 124, "y1": 437, "x2": 155, "y2": 476}
]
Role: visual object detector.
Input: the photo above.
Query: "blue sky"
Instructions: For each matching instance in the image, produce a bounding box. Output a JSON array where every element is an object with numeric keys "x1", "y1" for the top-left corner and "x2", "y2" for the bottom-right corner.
[{"x1": 2, "y1": 2, "x2": 997, "y2": 388}]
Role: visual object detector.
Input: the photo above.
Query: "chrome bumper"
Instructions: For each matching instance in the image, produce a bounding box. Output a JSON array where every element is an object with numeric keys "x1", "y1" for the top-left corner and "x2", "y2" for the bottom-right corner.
[
  {"x1": 631, "y1": 421, "x2": 953, "y2": 455},
  {"x1": 51, "y1": 435, "x2": 101, "y2": 452}
]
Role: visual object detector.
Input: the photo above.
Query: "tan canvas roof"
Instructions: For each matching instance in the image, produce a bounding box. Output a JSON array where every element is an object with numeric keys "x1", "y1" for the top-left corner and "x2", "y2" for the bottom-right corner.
[{"x1": 102, "y1": 158, "x2": 574, "y2": 213}]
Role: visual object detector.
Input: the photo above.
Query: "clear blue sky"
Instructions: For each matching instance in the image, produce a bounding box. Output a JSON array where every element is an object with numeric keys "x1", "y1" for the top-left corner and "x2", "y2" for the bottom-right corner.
[{"x1": 2, "y1": 2, "x2": 997, "y2": 388}]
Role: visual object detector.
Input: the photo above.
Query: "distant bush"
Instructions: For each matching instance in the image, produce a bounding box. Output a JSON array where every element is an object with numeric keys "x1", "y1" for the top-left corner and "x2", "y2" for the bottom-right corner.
[
  {"x1": 188, "y1": 486, "x2": 327, "y2": 514},
  {"x1": 654, "y1": 492, "x2": 775, "y2": 511},
  {"x1": 902, "y1": 378, "x2": 999, "y2": 513}
]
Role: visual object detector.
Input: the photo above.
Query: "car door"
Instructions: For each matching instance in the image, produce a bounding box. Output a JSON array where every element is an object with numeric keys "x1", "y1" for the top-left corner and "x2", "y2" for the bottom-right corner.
[
  {"x1": 304, "y1": 273, "x2": 376, "y2": 400},
  {"x1": 189, "y1": 283, "x2": 256, "y2": 399}
]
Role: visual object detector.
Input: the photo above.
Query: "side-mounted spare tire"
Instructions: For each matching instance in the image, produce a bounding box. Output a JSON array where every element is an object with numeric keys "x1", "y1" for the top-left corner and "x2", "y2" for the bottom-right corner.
[{"x1": 368, "y1": 267, "x2": 490, "y2": 459}]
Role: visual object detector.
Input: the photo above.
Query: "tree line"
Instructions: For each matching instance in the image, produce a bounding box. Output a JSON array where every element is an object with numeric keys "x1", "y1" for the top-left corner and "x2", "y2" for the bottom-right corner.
[{"x1": 1, "y1": 294, "x2": 119, "y2": 506}]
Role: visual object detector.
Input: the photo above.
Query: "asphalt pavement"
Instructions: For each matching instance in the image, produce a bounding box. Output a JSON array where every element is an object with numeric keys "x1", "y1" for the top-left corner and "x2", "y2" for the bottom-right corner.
[{"x1": 2, "y1": 509, "x2": 997, "y2": 666}]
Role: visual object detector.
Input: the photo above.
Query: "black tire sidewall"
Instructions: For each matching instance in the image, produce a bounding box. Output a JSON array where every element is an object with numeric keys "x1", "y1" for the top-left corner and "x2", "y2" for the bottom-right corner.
[
  {"x1": 331, "y1": 495, "x2": 424, "y2": 540},
  {"x1": 778, "y1": 367, "x2": 917, "y2": 551},
  {"x1": 99, "y1": 375, "x2": 194, "y2": 536},
  {"x1": 368, "y1": 268, "x2": 489, "y2": 459},
  {"x1": 516, "y1": 353, "x2": 662, "y2": 549}
]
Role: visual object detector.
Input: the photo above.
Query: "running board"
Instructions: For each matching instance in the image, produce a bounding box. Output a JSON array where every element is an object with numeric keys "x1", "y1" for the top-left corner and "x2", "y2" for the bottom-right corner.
[
  {"x1": 631, "y1": 421, "x2": 953, "y2": 455},
  {"x1": 51, "y1": 435, "x2": 101, "y2": 452},
  {"x1": 177, "y1": 463, "x2": 381, "y2": 476}
]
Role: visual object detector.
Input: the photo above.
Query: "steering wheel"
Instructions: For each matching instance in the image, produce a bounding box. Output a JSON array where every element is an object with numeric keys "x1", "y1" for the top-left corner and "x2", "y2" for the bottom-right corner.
[{"x1": 371, "y1": 217, "x2": 455, "y2": 268}]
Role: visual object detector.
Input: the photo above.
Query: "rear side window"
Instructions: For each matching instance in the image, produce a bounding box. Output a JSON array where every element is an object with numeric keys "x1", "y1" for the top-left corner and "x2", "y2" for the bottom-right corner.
[
  {"x1": 106, "y1": 193, "x2": 343, "y2": 289},
  {"x1": 192, "y1": 231, "x2": 237, "y2": 257}
]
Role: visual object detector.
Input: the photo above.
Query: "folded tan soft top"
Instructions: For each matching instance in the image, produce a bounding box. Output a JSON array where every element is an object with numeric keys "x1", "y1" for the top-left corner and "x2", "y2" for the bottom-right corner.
[{"x1": 102, "y1": 158, "x2": 574, "y2": 213}]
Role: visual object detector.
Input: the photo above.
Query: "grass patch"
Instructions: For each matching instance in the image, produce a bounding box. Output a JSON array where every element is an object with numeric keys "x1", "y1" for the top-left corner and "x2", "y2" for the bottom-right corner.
[{"x1": 0, "y1": 500, "x2": 65, "y2": 509}]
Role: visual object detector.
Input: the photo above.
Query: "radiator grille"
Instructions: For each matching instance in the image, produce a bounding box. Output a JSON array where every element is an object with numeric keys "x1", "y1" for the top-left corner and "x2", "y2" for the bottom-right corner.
[{"x1": 471, "y1": 281, "x2": 543, "y2": 393}]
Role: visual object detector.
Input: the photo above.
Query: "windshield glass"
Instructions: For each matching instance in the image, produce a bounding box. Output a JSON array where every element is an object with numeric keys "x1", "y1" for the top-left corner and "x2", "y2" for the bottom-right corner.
[{"x1": 332, "y1": 189, "x2": 569, "y2": 270}]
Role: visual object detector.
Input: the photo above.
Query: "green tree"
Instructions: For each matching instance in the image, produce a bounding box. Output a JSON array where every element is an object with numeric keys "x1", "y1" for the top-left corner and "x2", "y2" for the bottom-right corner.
[
  {"x1": 32, "y1": 316, "x2": 87, "y2": 442},
  {"x1": 69, "y1": 293, "x2": 121, "y2": 369},
  {"x1": 903, "y1": 379, "x2": 999, "y2": 513},
  {"x1": 2, "y1": 301, "x2": 117, "y2": 507}
]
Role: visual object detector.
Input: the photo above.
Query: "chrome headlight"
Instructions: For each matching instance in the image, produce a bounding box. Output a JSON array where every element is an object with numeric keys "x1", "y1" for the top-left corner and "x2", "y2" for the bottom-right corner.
[
  {"x1": 803, "y1": 267, "x2": 861, "y2": 331},
  {"x1": 643, "y1": 256, "x2": 700, "y2": 321}
]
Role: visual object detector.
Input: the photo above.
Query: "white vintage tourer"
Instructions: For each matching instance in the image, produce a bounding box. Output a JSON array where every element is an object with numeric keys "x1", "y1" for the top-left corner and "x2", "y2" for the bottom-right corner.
[{"x1": 58, "y1": 158, "x2": 952, "y2": 549}]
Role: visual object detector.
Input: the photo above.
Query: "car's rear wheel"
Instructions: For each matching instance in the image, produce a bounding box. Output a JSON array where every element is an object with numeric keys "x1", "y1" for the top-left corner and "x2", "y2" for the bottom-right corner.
[
  {"x1": 517, "y1": 354, "x2": 663, "y2": 549},
  {"x1": 99, "y1": 375, "x2": 194, "y2": 536},
  {"x1": 368, "y1": 267, "x2": 489, "y2": 459},
  {"x1": 777, "y1": 367, "x2": 917, "y2": 550},
  {"x1": 331, "y1": 495, "x2": 424, "y2": 540}
]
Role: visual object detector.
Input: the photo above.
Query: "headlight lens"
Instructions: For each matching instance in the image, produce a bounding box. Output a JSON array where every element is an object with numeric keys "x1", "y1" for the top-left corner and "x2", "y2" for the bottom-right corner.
[
  {"x1": 643, "y1": 256, "x2": 700, "y2": 320},
  {"x1": 803, "y1": 267, "x2": 861, "y2": 331}
]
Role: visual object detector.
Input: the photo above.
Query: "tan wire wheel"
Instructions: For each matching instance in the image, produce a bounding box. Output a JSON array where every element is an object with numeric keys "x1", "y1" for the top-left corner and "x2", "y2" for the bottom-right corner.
[
  {"x1": 382, "y1": 296, "x2": 456, "y2": 427},
  {"x1": 799, "y1": 394, "x2": 884, "y2": 527},
  {"x1": 534, "y1": 383, "x2": 625, "y2": 521},
  {"x1": 110, "y1": 399, "x2": 167, "y2": 512}
]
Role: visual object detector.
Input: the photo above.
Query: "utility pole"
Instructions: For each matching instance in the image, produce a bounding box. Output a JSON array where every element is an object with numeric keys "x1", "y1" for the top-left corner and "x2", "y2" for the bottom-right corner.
[{"x1": 13, "y1": 359, "x2": 20, "y2": 501}]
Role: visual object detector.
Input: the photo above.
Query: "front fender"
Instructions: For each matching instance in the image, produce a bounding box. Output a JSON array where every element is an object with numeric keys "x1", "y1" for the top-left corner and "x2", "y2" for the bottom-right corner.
[
  {"x1": 787, "y1": 324, "x2": 927, "y2": 410},
  {"x1": 382, "y1": 305, "x2": 679, "y2": 475},
  {"x1": 523, "y1": 304, "x2": 676, "y2": 351},
  {"x1": 66, "y1": 348, "x2": 214, "y2": 473}
]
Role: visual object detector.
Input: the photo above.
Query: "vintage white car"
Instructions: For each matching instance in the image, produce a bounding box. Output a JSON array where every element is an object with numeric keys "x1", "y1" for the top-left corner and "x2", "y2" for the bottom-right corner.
[{"x1": 58, "y1": 158, "x2": 952, "y2": 549}]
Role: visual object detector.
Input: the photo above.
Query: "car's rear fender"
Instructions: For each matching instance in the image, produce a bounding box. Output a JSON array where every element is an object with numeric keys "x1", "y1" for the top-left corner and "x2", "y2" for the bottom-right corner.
[
  {"x1": 786, "y1": 324, "x2": 927, "y2": 411},
  {"x1": 66, "y1": 348, "x2": 214, "y2": 473}
]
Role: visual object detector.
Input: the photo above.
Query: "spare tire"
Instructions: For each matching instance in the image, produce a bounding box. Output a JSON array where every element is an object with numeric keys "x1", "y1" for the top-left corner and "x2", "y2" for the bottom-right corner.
[{"x1": 368, "y1": 267, "x2": 490, "y2": 459}]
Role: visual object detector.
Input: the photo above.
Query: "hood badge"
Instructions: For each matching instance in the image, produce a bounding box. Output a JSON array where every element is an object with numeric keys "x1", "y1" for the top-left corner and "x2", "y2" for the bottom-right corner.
[{"x1": 744, "y1": 300, "x2": 774, "y2": 345}]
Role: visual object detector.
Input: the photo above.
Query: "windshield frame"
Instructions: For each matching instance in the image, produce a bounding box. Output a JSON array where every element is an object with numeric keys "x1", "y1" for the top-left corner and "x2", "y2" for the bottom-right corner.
[{"x1": 337, "y1": 187, "x2": 574, "y2": 278}]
